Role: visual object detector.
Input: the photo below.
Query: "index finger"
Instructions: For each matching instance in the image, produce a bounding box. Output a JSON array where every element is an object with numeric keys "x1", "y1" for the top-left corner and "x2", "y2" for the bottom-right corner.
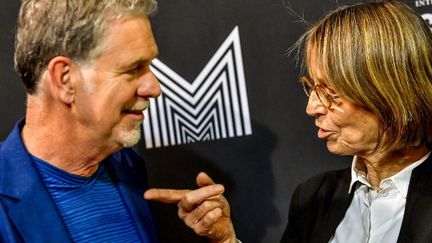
[
  {"x1": 180, "y1": 184, "x2": 225, "y2": 212},
  {"x1": 144, "y1": 188, "x2": 190, "y2": 204}
]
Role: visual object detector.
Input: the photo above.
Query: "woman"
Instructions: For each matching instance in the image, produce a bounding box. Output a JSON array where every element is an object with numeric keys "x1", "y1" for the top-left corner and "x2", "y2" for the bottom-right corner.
[
  {"x1": 147, "y1": 1, "x2": 432, "y2": 242},
  {"x1": 281, "y1": 1, "x2": 432, "y2": 242}
]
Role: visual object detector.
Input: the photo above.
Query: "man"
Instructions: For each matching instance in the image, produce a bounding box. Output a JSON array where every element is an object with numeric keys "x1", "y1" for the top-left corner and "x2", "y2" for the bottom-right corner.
[{"x1": 0, "y1": 0, "x2": 236, "y2": 242}]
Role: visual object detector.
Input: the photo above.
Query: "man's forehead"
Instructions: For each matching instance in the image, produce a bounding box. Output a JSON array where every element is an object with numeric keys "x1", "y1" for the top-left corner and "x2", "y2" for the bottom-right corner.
[{"x1": 99, "y1": 15, "x2": 156, "y2": 52}]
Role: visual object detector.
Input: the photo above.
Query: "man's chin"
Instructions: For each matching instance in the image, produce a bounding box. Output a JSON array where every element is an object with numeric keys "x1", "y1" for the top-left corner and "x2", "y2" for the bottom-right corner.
[
  {"x1": 121, "y1": 136, "x2": 140, "y2": 148},
  {"x1": 117, "y1": 124, "x2": 142, "y2": 148}
]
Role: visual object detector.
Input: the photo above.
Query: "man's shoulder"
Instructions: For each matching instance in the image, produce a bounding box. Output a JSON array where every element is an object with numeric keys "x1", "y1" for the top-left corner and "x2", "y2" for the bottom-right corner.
[
  {"x1": 0, "y1": 122, "x2": 25, "y2": 164},
  {"x1": 0, "y1": 141, "x2": 4, "y2": 165},
  {"x1": 0, "y1": 119, "x2": 25, "y2": 157}
]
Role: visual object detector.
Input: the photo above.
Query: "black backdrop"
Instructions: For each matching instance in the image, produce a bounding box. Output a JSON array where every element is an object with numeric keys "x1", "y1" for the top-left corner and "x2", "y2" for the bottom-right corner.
[{"x1": 1, "y1": 1, "x2": 431, "y2": 243}]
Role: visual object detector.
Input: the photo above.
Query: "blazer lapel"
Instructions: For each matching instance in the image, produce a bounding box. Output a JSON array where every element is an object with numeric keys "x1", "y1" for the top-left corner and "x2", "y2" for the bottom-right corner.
[
  {"x1": 7, "y1": 188, "x2": 72, "y2": 242},
  {"x1": 106, "y1": 150, "x2": 158, "y2": 243},
  {"x1": 397, "y1": 154, "x2": 432, "y2": 243},
  {"x1": 311, "y1": 169, "x2": 355, "y2": 243},
  {"x1": 0, "y1": 120, "x2": 71, "y2": 242}
]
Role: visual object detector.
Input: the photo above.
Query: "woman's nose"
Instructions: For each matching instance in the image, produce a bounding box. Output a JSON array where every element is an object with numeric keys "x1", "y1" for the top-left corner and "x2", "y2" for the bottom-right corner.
[{"x1": 305, "y1": 91, "x2": 327, "y2": 117}]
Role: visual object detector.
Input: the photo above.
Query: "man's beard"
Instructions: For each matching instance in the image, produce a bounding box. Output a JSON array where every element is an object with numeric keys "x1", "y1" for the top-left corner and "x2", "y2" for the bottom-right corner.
[
  {"x1": 118, "y1": 100, "x2": 149, "y2": 147},
  {"x1": 118, "y1": 121, "x2": 142, "y2": 147}
]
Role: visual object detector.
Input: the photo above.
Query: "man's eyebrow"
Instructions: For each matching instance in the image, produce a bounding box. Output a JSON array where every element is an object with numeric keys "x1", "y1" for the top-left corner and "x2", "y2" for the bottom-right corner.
[{"x1": 120, "y1": 54, "x2": 159, "y2": 70}]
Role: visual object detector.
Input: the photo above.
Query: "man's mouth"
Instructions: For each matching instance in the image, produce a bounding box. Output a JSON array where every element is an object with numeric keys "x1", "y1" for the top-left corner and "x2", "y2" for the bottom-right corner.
[
  {"x1": 122, "y1": 100, "x2": 149, "y2": 119},
  {"x1": 122, "y1": 110, "x2": 145, "y2": 121},
  {"x1": 125, "y1": 110, "x2": 144, "y2": 115}
]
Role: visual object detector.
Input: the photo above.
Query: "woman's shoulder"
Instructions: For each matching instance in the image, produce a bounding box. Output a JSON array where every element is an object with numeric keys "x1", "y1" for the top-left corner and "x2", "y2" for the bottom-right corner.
[
  {"x1": 303, "y1": 168, "x2": 351, "y2": 187},
  {"x1": 292, "y1": 168, "x2": 351, "y2": 202}
]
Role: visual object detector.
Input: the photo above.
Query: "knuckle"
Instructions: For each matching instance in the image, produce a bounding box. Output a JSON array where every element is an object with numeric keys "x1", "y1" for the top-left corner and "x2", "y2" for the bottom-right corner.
[
  {"x1": 178, "y1": 208, "x2": 187, "y2": 220},
  {"x1": 207, "y1": 211, "x2": 218, "y2": 222},
  {"x1": 212, "y1": 185, "x2": 224, "y2": 193},
  {"x1": 195, "y1": 201, "x2": 214, "y2": 219},
  {"x1": 205, "y1": 208, "x2": 222, "y2": 224},
  {"x1": 184, "y1": 217, "x2": 195, "y2": 228},
  {"x1": 202, "y1": 215, "x2": 215, "y2": 226},
  {"x1": 193, "y1": 226, "x2": 207, "y2": 236},
  {"x1": 184, "y1": 194, "x2": 194, "y2": 204},
  {"x1": 177, "y1": 210, "x2": 183, "y2": 219},
  {"x1": 202, "y1": 201, "x2": 211, "y2": 209}
]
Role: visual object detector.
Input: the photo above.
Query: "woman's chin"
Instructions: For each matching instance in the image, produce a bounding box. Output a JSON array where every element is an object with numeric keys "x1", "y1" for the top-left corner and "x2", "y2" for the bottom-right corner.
[{"x1": 326, "y1": 141, "x2": 350, "y2": 156}]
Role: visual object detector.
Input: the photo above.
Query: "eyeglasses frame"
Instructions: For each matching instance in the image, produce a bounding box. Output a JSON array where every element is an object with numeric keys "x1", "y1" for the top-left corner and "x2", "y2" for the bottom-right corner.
[{"x1": 299, "y1": 76, "x2": 340, "y2": 108}]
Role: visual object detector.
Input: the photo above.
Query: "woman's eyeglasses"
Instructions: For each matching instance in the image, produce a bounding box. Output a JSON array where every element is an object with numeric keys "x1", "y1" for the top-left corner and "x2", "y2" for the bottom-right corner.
[{"x1": 299, "y1": 76, "x2": 340, "y2": 108}]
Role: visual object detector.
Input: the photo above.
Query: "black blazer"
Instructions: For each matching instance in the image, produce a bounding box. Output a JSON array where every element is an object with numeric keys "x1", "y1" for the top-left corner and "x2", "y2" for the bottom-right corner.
[{"x1": 281, "y1": 154, "x2": 432, "y2": 243}]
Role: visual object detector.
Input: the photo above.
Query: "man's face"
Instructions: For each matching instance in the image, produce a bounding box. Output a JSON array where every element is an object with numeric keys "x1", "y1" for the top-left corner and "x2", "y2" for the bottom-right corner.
[{"x1": 74, "y1": 15, "x2": 161, "y2": 149}]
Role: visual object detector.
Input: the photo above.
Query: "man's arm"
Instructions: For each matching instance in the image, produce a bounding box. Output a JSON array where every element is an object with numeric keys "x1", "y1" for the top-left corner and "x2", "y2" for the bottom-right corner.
[{"x1": 144, "y1": 172, "x2": 237, "y2": 243}]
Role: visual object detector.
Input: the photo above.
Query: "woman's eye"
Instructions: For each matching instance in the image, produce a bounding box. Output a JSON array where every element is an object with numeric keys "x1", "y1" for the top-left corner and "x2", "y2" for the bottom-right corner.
[
  {"x1": 327, "y1": 88, "x2": 337, "y2": 95},
  {"x1": 327, "y1": 88, "x2": 340, "y2": 98}
]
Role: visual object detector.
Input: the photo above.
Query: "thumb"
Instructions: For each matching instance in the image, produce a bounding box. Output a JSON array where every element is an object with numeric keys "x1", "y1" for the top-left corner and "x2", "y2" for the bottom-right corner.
[{"x1": 196, "y1": 171, "x2": 216, "y2": 187}]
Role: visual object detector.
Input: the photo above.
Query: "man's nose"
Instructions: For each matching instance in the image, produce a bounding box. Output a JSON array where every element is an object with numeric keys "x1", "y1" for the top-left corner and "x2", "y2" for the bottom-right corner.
[
  {"x1": 137, "y1": 69, "x2": 162, "y2": 98},
  {"x1": 305, "y1": 91, "x2": 327, "y2": 117}
]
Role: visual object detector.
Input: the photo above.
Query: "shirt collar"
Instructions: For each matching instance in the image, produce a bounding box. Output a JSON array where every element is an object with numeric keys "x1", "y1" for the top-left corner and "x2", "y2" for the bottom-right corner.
[
  {"x1": 349, "y1": 156, "x2": 371, "y2": 193},
  {"x1": 387, "y1": 152, "x2": 430, "y2": 198},
  {"x1": 348, "y1": 152, "x2": 431, "y2": 195}
]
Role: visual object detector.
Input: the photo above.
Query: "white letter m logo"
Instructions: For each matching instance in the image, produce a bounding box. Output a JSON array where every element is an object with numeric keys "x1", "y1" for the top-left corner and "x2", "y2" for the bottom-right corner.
[{"x1": 143, "y1": 26, "x2": 252, "y2": 149}]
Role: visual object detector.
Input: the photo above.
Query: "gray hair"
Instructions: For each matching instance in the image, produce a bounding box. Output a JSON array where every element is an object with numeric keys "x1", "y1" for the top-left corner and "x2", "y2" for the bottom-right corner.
[{"x1": 14, "y1": 0, "x2": 158, "y2": 94}]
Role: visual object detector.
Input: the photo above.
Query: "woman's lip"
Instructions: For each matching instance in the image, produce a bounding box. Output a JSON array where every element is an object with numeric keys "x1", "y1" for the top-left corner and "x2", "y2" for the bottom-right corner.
[{"x1": 317, "y1": 128, "x2": 333, "y2": 139}]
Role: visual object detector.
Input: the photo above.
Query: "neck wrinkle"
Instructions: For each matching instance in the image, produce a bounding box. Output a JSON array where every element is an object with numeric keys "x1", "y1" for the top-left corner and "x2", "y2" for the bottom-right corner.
[
  {"x1": 357, "y1": 146, "x2": 430, "y2": 190},
  {"x1": 23, "y1": 99, "x2": 117, "y2": 177}
]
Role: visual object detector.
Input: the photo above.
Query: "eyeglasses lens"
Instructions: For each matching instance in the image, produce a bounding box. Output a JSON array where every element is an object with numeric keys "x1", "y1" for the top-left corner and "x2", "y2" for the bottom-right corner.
[{"x1": 315, "y1": 86, "x2": 331, "y2": 107}]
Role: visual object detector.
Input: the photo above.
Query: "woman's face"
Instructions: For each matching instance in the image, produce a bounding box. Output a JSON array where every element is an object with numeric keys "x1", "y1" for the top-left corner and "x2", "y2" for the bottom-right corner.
[{"x1": 306, "y1": 57, "x2": 380, "y2": 157}]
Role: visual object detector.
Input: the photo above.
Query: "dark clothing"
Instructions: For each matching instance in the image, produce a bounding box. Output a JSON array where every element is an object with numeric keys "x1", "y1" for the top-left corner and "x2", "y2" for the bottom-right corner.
[{"x1": 281, "y1": 154, "x2": 432, "y2": 243}]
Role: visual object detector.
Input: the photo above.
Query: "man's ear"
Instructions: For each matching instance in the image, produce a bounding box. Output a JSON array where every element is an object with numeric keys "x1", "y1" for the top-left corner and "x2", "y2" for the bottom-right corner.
[{"x1": 47, "y1": 56, "x2": 76, "y2": 105}]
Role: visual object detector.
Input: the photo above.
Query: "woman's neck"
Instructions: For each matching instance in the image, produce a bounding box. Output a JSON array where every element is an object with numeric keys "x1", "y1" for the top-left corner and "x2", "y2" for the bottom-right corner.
[{"x1": 357, "y1": 146, "x2": 430, "y2": 190}]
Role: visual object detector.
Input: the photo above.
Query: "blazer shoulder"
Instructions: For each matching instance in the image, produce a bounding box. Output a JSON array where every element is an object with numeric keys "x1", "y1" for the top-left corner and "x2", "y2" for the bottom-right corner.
[
  {"x1": 281, "y1": 168, "x2": 351, "y2": 243},
  {"x1": 294, "y1": 168, "x2": 351, "y2": 201}
]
